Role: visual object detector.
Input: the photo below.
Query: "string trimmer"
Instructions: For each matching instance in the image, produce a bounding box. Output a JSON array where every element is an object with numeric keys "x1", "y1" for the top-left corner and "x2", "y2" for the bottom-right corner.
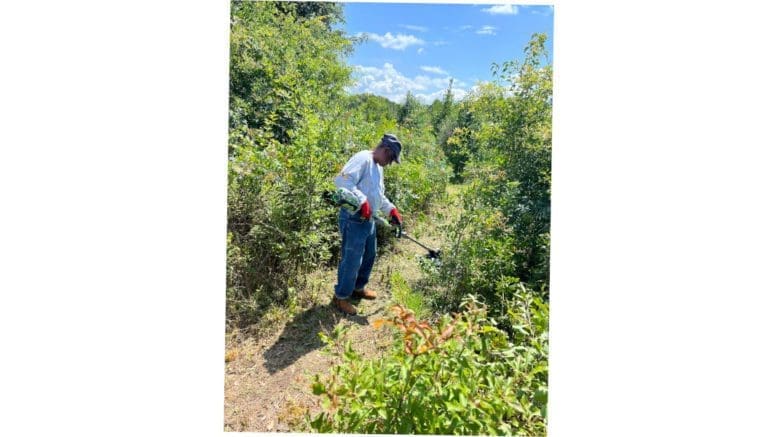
[
  {"x1": 323, "y1": 187, "x2": 442, "y2": 259},
  {"x1": 396, "y1": 225, "x2": 442, "y2": 259}
]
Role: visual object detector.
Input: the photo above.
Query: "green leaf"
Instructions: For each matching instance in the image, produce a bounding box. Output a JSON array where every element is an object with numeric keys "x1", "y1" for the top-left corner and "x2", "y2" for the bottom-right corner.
[
  {"x1": 312, "y1": 381, "x2": 326, "y2": 395},
  {"x1": 458, "y1": 391, "x2": 468, "y2": 407},
  {"x1": 400, "y1": 364, "x2": 408, "y2": 380}
]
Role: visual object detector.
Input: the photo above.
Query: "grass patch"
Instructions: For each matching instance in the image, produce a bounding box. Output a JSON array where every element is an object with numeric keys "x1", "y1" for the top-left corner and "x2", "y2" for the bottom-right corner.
[{"x1": 389, "y1": 271, "x2": 430, "y2": 319}]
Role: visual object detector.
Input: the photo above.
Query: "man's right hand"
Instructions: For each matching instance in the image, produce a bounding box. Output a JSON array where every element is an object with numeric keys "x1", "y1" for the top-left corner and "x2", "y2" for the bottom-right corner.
[
  {"x1": 359, "y1": 201, "x2": 372, "y2": 220},
  {"x1": 389, "y1": 207, "x2": 403, "y2": 226}
]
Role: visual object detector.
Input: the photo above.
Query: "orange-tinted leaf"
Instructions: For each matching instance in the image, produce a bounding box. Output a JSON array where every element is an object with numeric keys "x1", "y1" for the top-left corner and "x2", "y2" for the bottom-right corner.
[
  {"x1": 440, "y1": 325, "x2": 455, "y2": 341},
  {"x1": 372, "y1": 319, "x2": 393, "y2": 329}
]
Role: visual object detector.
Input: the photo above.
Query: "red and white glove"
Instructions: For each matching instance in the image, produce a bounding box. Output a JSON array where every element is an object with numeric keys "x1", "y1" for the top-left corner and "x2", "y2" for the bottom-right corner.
[
  {"x1": 389, "y1": 207, "x2": 402, "y2": 226},
  {"x1": 359, "y1": 201, "x2": 372, "y2": 220}
]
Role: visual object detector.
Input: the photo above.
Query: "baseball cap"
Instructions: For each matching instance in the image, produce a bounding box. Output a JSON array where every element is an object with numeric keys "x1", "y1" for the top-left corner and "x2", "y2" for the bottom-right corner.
[{"x1": 381, "y1": 133, "x2": 402, "y2": 163}]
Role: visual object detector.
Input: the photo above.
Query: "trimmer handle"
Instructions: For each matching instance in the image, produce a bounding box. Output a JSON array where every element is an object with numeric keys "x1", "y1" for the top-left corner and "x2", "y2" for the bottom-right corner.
[{"x1": 394, "y1": 222, "x2": 403, "y2": 239}]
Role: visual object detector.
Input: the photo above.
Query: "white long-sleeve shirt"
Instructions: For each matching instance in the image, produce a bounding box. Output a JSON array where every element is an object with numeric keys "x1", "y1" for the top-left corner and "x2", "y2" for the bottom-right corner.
[{"x1": 334, "y1": 150, "x2": 395, "y2": 216}]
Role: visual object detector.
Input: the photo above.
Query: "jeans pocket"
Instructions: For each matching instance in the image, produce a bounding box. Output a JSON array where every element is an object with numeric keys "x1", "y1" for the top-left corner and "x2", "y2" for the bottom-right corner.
[{"x1": 347, "y1": 210, "x2": 365, "y2": 223}]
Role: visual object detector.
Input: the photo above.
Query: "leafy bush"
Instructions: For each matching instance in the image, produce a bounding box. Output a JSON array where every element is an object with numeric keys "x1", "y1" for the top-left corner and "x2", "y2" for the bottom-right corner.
[
  {"x1": 417, "y1": 174, "x2": 519, "y2": 314},
  {"x1": 227, "y1": 114, "x2": 344, "y2": 326},
  {"x1": 441, "y1": 126, "x2": 475, "y2": 182},
  {"x1": 229, "y1": 1, "x2": 352, "y2": 146},
  {"x1": 435, "y1": 33, "x2": 552, "y2": 291},
  {"x1": 485, "y1": 33, "x2": 553, "y2": 287},
  {"x1": 345, "y1": 93, "x2": 401, "y2": 124},
  {"x1": 308, "y1": 295, "x2": 548, "y2": 435}
]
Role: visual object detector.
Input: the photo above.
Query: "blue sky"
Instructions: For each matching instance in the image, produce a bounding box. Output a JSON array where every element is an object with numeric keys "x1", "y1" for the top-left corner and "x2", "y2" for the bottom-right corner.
[{"x1": 341, "y1": 3, "x2": 554, "y2": 104}]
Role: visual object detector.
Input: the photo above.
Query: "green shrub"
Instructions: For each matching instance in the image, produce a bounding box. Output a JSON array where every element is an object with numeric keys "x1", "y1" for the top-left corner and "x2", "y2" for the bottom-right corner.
[
  {"x1": 441, "y1": 126, "x2": 475, "y2": 182},
  {"x1": 485, "y1": 33, "x2": 552, "y2": 288},
  {"x1": 308, "y1": 295, "x2": 547, "y2": 435},
  {"x1": 422, "y1": 176, "x2": 517, "y2": 311},
  {"x1": 434, "y1": 33, "x2": 552, "y2": 291}
]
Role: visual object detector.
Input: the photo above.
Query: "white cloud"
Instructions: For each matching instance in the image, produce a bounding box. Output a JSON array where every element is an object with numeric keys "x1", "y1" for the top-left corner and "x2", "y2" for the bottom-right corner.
[
  {"x1": 416, "y1": 75, "x2": 456, "y2": 91},
  {"x1": 400, "y1": 24, "x2": 429, "y2": 32},
  {"x1": 476, "y1": 25, "x2": 498, "y2": 35},
  {"x1": 350, "y1": 63, "x2": 425, "y2": 102},
  {"x1": 530, "y1": 5, "x2": 554, "y2": 16},
  {"x1": 459, "y1": 25, "x2": 473, "y2": 31},
  {"x1": 482, "y1": 4, "x2": 518, "y2": 15},
  {"x1": 363, "y1": 32, "x2": 425, "y2": 50},
  {"x1": 420, "y1": 66, "x2": 449, "y2": 75},
  {"x1": 349, "y1": 63, "x2": 470, "y2": 104},
  {"x1": 415, "y1": 87, "x2": 469, "y2": 104},
  {"x1": 417, "y1": 48, "x2": 424, "y2": 54}
]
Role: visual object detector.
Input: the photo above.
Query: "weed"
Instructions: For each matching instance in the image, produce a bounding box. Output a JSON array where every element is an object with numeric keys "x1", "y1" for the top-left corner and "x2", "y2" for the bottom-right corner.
[
  {"x1": 278, "y1": 398, "x2": 308, "y2": 431},
  {"x1": 389, "y1": 271, "x2": 429, "y2": 319},
  {"x1": 224, "y1": 348, "x2": 239, "y2": 363}
]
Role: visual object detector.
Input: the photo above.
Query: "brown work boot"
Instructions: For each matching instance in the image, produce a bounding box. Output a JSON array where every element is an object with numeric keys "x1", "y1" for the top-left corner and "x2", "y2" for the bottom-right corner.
[
  {"x1": 352, "y1": 288, "x2": 377, "y2": 300},
  {"x1": 332, "y1": 297, "x2": 357, "y2": 315}
]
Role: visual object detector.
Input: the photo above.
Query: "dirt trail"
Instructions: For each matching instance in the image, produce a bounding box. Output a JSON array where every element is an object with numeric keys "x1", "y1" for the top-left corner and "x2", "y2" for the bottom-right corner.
[
  {"x1": 223, "y1": 270, "x2": 394, "y2": 432},
  {"x1": 223, "y1": 189, "x2": 458, "y2": 432}
]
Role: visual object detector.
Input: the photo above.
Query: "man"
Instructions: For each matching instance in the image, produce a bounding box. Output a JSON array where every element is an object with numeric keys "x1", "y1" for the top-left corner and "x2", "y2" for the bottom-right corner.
[{"x1": 332, "y1": 133, "x2": 404, "y2": 315}]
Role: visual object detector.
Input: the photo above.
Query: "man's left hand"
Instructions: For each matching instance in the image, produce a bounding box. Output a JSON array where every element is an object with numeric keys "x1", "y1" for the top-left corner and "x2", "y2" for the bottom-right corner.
[{"x1": 389, "y1": 208, "x2": 403, "y2": 226}]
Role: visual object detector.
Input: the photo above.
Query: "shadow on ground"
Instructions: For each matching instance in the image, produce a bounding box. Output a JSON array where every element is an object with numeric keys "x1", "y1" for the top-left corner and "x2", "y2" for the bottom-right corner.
[{"x1": 263, "y1": 303, "x2": 368, "y2": 375}]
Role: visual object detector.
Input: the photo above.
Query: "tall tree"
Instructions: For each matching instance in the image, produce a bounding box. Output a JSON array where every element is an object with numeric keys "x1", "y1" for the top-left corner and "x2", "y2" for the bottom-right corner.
[
  {"x1": 397, "y1": 92, "x2": 425, "y2": 129},
  {"x1": 491, "y1": 33, "x2": 553, "y2": 286},
  {"x1": 433, "y1": 78, "x2": 455, "y2": 135}
]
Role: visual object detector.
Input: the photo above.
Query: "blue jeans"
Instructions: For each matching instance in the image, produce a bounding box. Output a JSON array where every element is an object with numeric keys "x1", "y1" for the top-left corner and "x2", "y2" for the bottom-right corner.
[{"x1": 334, "y1": 207, "x2": 377, "y2": 299}]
